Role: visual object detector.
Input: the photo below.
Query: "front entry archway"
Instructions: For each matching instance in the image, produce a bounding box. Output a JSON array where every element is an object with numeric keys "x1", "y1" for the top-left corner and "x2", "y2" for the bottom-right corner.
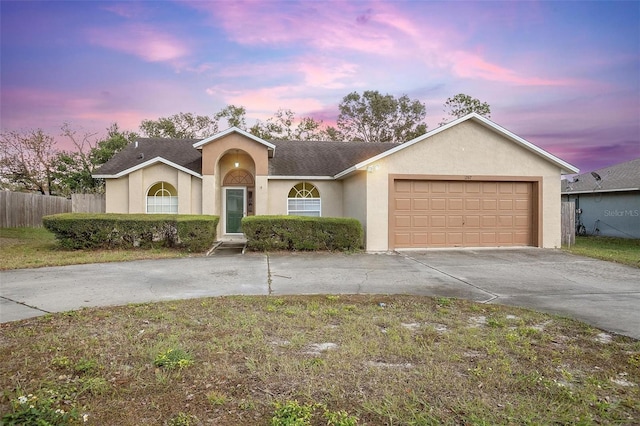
[{"x1": 222, "y1": 169, "x2": 254, "y2": 235}]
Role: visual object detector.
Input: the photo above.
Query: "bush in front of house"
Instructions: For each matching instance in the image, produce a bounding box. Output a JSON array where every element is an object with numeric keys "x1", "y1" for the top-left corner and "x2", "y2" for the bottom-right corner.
[
  {"x1": 42, "y1": 213, "x2": 219, "y2": 252},
  {"x1": 242, "y1": 215, "x2": 363, "y2": 251}
]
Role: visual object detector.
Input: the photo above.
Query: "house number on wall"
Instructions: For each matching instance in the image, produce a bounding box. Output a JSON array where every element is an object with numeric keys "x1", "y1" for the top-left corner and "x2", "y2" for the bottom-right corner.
[{"x1": 464, "y1": 175, "x2": 473, "y2": 180}]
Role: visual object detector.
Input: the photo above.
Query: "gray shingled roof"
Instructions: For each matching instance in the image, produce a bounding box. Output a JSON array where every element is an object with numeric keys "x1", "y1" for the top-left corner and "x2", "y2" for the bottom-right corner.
[
  {"x1": 562, "y1": 157, "x2": 640, "y2": 193},
  {"x1": 269, "y1": 140, "x2": 397, "y2": 176},
  {"x1": 93, "y1": 138, "x2": 398, "y2": 178},
  {"x1": 93, "y1": 138, "x2": 202, "y2": 176}
]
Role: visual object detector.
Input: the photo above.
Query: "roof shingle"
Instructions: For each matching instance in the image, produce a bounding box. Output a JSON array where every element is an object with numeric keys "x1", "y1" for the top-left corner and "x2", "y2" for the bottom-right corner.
[
  {"x1": 562, "y1": 157, "x2": 640, "y2": 193},
  {"x1": 94, "y1": 137, "x2": 398, "y2": 178}
]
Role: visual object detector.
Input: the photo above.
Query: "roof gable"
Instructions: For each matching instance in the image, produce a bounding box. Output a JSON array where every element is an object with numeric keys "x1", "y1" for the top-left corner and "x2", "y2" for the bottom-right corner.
[
  {"x1": 193, "y1": 127, "x2": 276, "y2": 153},
  {"x1": 92, "y1": 138, "x2": 202, "y2": 178},
  {"x1": 335, "y1": 113, "x2": 580, "y2": 178}
]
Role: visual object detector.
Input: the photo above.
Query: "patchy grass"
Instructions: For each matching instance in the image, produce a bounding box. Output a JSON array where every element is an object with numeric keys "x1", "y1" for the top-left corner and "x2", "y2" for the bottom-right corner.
[
  {"x1": 1, "y1": 295, "x2": 638, "y2": 425},
  {"x1": 0, "y1": 227, "x2": 192, "y2": 270},
  {"x1": 564, "y1": 236, "x2": 640, "y2": 268}
]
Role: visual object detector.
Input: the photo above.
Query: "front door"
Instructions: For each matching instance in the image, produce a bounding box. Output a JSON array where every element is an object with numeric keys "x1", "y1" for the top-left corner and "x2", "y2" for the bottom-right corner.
[{"x1": 224, "y1": 187, "x2": 246, "y2": 234}]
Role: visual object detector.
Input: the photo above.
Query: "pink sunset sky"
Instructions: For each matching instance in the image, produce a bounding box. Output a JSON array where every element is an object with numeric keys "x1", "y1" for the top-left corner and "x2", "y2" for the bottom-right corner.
[{"x1": 1, "y1": 0, "x2": 638, "y2": 173}]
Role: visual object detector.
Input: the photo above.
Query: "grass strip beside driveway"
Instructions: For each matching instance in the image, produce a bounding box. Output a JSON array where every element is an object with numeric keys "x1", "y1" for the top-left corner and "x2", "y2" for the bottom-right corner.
[{"x1": 1, "y1": 295, "x2": 639, "y2": 425}]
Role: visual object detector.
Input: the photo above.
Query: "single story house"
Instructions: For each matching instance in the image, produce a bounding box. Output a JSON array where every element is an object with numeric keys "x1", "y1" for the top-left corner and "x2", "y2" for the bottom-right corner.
[
  {"x1": 93, "y1": 113, "x2": 579, "y2": 251},
  {"x1": 561, "y1": 157, "x2": 639, "y2": 238}
]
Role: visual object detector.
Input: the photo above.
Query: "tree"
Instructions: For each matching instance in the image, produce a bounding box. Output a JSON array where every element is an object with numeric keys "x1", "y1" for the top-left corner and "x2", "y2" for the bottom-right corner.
[
  {"x1": 139, "y1": 112, "x2": 218, "y2": 139},
  {"x1": 90, "y1": 123, "x2": 137, "y2": 166},
  {"x1": 50, "y1": 124, "x2": 99, "y2": 195},
  {"x1": 50, "y1": 123, "x2": 138, "y2": 196},
  {"x1": 0, "y1": 129, "x2": 58, "y2": 194},
  {"x1": 440, "y1": 93, "x2": 491, "y2": 125},
  {"x1": 214, "y1": 105, "x2": 247, "y2": 129},
  {"x1": 249, "y1": 109, "x2": 325, "y2": 141},
  {"x1": 336, "y1": 90, "x2": 427, "y2": 143}
]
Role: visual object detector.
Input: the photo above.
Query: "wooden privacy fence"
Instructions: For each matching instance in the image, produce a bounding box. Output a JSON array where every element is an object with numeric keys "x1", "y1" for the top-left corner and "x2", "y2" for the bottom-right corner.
[
  {"x1": 561, "y1": 201, "x2": 576, "y2": 246},
  {"x1": 0, "y1": 192, "x2": 105, "y2": 228},
  {"x1": 1, "y1": 191, "x2": 71, "y2": 228},
  {"x1": 72, "y1": 193, "x2": 106, "y2": 214}
]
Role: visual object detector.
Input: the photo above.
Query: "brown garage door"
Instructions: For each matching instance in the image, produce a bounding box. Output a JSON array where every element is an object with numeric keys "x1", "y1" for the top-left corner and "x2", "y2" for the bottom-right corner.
[{"x1": 392, "y1": 180, "x2": 534, "y2": 248}]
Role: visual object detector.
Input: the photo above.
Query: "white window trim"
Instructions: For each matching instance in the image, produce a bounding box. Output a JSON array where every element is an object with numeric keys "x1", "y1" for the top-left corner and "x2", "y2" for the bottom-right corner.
[
  {"x1": 287, "y1": 182, "x2": 321, "y2": 217},
  {"x1": 146, "y1": 182, "x2": 178, "y2": 214}
]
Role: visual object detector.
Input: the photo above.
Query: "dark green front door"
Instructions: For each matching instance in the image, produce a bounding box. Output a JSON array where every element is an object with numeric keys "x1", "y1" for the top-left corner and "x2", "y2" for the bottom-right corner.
[{"x1": 225, "y1": 188, "x2": 245, "y2": 233}]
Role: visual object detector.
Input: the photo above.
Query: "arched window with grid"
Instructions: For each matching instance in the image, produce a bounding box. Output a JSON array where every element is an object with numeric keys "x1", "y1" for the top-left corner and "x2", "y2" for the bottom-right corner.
[
  {"x1": 146, "y1": 182, "x2": 178, "y2": 213},
  {"x1": 287, "y1": 182, "x2": 321, "y2": 217}
]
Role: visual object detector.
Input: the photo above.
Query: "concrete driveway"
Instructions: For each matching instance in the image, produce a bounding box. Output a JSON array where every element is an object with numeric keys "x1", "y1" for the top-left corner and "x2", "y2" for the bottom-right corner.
[{"x1": 1, "y1": 248, "x2": 638, "y2": 339}]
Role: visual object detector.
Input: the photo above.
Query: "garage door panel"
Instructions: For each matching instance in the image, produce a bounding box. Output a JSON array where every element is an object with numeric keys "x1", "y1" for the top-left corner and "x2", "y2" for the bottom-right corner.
[
  {"x1": 395, "y1": 198, "x2": 411, "y2": 210},
  {"x1": 394, "y1": 233, "x2": 411, "y2": 245},
  {"x1": 447, "y1": 233, "x2": 463, "y2": 245},
  {"x1": 413, "y1": 199, "x2": 429, "y2": 210},
  {"x1": 481, "y1": 232, "x2": 496, "y2": 244},
  {"x1": 448, "y1": 215, "x2": 464, "y2": 227},
  {"x1": 465, "y1": 215, "x2": 480, "y2": 227},
  {"x1": 392, "y1": 180, "x2": 533, "y2": 248},
  {"x1": 431, "y1": 198, "x2": 446, "y2": 210},
  {"x1": 412, "y1": 233, "x2": 428, "y2": 245},
  {"x1": 498, "y1": 216, "x2": 513, "y2": 227},
  {"x1": 482, "y1": 199, "x2": 497, "y2": 211},
  {"x1": 448, "y1": 198, "x2": 464, "y2": 210},
  {"x1": 515, "y1": 183, "x2": 530, "y2": 194},
  {"x1": 413, "y1": 181, "x2": 430, "y2": 193},
  {"x1": 431, "y1": 233, "x2": 447, "y2": 245},
  {"x1": 482, "y1": 183, "x2": 497, "y2": 193},
  {"x1": 514, "y1": 215, "x2": 530, "y2": 227},
  {"x1": 482, "y1": 216, "x2": 497, "y2": 227},
  {"x1": 499, "y1": 183, "x2": 514, "y2": 194},
  {"x1": 499, "y1": 199, "x2": 513, "y2": 210},
  {"x1": 449, "y1": 182, "x2": 464, "y2": 193},
  {"x1": 514, "y1": 232, "x2": 530, "y2": 244},
  {"x1": 431, "y1": 216, "x2": 446, "y2": 227},
  {"x1": 413, "y1": 215, "x2": 428, "y2": 227},
  {"x1": 498, "y1": 232, "x2": 514, "y2": 244},
  {"x1": 515, "y1": 199, "x2": 529, "y2": 210},
  {"x1": 465, "y1": 233, "x2": 480, "y2": 244},
  {"x1": 466, "y1": 198, "x2": 480, "y2": 210},
  {"x1": 395, "y1": 181, "x2": 412, "y2": 193},
  {"x1": 395, "y1": 215, "x2": 411, "y2": 228}
]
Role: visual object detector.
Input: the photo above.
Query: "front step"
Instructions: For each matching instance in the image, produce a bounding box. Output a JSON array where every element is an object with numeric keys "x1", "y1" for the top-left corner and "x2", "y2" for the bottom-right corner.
[{"x1": 207, "y1": 241, "x2": 246, "y2": 256}]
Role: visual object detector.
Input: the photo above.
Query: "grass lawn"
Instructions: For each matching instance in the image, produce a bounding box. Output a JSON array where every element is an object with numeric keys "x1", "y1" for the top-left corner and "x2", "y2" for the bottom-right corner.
[
  {"x1": 1, "y1": 295, "x2": 639, "y2": 425},
  {"x1": 563, "y1": 236, "x2": 640, "y2": 268},
  {"x1": 0, "y1": 227, "x2": 190, "y2": 270},
  {"x1": 1, "y1": 228, "x2": 639, "y2": 424}
]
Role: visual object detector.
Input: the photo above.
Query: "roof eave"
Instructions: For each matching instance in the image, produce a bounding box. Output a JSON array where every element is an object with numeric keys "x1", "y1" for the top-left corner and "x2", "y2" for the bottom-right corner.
[
  {"x1": 268, "y1": 175, "x2": 334, "y2": 180},
  {"x1": 562, "y1": 187, "x2": 640, "y2": 195}
]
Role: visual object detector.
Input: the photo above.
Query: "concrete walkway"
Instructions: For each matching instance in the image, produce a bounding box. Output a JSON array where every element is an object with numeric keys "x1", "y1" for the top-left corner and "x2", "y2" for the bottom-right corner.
[{"x1": 1, "y1": 248, "x2": 638, "y2": 339}]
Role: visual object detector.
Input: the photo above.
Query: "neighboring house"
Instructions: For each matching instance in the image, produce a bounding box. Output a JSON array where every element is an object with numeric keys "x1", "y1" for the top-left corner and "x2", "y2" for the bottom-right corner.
[
  {"x1": 561, "y1": 158, "x2": 640, "y2": 238},
  {"x1": 93, "y1": 113, "x2": 579, "y2": 251}
]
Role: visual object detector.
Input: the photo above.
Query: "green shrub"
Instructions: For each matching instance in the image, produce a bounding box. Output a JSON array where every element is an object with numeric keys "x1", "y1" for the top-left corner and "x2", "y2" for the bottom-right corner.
[
  {"x1": 242, "y1": 215, "x2": 363, "y2": 251},
  {"x1": 42, "y1": 213, "x2": 218, "y2": 252}
]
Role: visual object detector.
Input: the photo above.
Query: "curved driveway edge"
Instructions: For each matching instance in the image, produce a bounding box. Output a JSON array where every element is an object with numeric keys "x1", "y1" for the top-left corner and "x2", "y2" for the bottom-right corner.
[{"x1": 1, "y1": 248, "x2": 638, "y2": 339}]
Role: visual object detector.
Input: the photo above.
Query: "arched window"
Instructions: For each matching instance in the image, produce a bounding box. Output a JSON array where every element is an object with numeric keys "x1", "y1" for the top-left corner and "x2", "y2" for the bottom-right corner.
[
  {"x1": 147, "y1": 182, "x2": 178, "y2": 213},
  {"x1": 287, "y1": 182, "x2": 321, "y2": 217}
]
